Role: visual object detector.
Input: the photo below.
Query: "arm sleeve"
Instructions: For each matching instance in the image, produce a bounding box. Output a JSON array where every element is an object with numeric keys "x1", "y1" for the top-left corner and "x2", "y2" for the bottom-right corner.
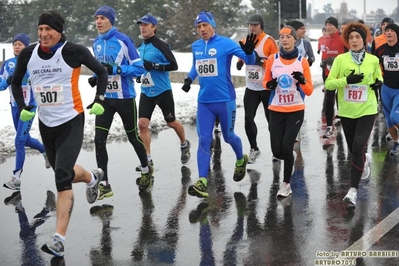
[
  {"x1": 11, "y1": 48, "x2": 31, "y2": 109},
  {"x1": 75, "y1": 45, "x2": 108, "y2": 96},
  {"x1": 152, "y1": 39, "x2": 178, "y2": 71},
  {"x1": 300, "y1": 58, "x2": 313, "y2": 96},
  {"x1": 325, "y1": 56, "x2": 347, "y2": 90},
  {"x1": 262, "y1": 54, "x2": 275, "y2": 89},
  {"x1": 304, "y1": 40, "x2": 315, "y2": 62}
]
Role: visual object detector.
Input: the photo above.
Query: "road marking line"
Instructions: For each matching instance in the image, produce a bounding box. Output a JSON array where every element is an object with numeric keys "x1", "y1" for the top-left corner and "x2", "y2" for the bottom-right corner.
[{"x1": 339, "y1": 207, "x2": 399, "y2": 258}]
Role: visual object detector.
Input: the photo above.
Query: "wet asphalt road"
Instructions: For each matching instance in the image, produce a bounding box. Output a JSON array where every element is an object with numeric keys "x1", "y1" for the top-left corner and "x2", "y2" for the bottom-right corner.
[{"x1": 1, "y1": 84, "x2": 399, "y2": 266}]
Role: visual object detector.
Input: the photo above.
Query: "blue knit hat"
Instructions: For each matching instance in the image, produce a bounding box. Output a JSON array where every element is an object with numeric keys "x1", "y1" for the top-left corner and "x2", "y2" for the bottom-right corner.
[
  {"x1": 195, "y1": 11, "x2": 216, "y2": 28},
  {"x1": 95, "y1": 6, "x2": 116, "y2": 25},
  {"x1": 13, "y1": 33, "x2": 30, "y2": 47}
]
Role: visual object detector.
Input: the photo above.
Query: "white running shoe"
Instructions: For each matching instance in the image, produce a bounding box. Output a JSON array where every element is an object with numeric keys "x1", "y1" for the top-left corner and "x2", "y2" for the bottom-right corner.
[
  {"x1": 361, "y1": 153, "x2": 371, "y2": 180},
  {"x1": 343, "y1": 187, "x2": 357, "y2": 207},
  {"x1": 277, "y1": 182, "x2": 292, "y2": 198},
  {"x1": 248, "y1": 149, "x2": 261, "y2": 164},
  {"x1": 3, "y1": 177, "x2": 21, "y2": 191}
]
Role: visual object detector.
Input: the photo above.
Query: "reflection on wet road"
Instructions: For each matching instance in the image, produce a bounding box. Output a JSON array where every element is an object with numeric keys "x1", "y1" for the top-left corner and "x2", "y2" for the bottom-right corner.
[{"x1": 0, "y1": 87, "x2": 399, "y2": 265}]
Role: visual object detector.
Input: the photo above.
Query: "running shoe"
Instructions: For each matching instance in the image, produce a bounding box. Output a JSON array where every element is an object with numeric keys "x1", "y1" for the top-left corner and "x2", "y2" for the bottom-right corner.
[
  {"x1": 86, "y1": 168, "x2": 104, "y2": 204},
  {"x1": 277, "y1": 182, "x2": 292, "y2": 198},
  {"x1": 98, "y1": 183, "x2": 113, "y2": 200},
  {"x1": 343, "y1": 187, "x2": 357, "y2": 207},
  {"x1": 135, "y1": 159, "x2": 154, "y2": 172},
  {"x1": 272, "y1": 156, "x2": 280, "y2": 163},
  {"x1": 3, "y1": 177, "x2": 21, "y2": 191},
  {"x1": 41, "y1": 235, "x2": 64, "y2": 257},
  {"x1": 181, "y1": 140, "x2": 191, "y2": 164},
  {"x1": 248, "y1": 149, "x2": 261, "y2": 164},
  {"x1": 233, "y1": 154, "x2": 249, "y2": 182},
  {"x1": 138, "y1": 165, "x2": 154, "y2": 192},
  {"x1": 188, "y1": 178, "x2": 208, "y2": 198},
  {"x1": 385, "y1": 132, "x2": 393, "y2": 142},
  {"x1": 389, "y1": 142, "x2": 399, "y2": 156},
  {"x1": 361, "y1": 153, "x2": 371, "y2": 180},
  {"x1": 323, "y1": 126, "x2": 334, "y2": 139}
]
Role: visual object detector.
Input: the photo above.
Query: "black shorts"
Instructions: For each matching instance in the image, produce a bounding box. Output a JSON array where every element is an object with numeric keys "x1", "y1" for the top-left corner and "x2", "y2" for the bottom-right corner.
[{"x1": 139, "y1": 90, "x2": 176, "y2": 122}]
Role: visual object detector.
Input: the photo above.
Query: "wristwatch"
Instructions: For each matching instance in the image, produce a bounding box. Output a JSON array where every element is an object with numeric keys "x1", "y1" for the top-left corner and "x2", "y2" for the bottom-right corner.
[
  {"x1": 116, "y1": 67, "x2": 122, "y2": 75},
  {"x1": 97, "y1": 95, "x2": 105, "y2": 101}
]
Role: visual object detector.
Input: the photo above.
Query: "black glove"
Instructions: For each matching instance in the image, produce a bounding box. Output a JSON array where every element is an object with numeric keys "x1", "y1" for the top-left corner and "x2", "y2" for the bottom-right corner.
[
  {"x1": 6, "y1": 75, "x2": 12, "y2": 85},
  {"x1": 143, "y1": 60, "x2": 165, "y2": 71},
  {"x1": 308, "y1": 58, "x2": 314, "y2": 67},
  {"x1": 239, "y1": 33, "x2": 259, "y2": 55},
  {"x1": 266, "y1": 78, "x2": 278, "y2": 90},
  {"x1": 136, "y1": 76, "x2": 141, "y2": 83},
  {"x1": 254, "y1": 51, "x2": 265, "y2": 66},
  {"x1": 236, "y1": 61, "x2": 244, "y2": 71},
  {"x1": 88, "y1": 76, "x2": 97, "y2": 87},
  {"x1": 292, "y1": 71, "x2": 306, "y2": 84},
  {"x1": 370, "y1": 78, "x2": 382, "y2": 91},
  {"x1": 101, "y1": 62, "x2": 121, "y2": 75},
  {"x1": 346, "y1": 69, "x2": 364, "y2": 84},
  {"x1": 182, "y1": 78, "x2": 192, "y2": 92}
]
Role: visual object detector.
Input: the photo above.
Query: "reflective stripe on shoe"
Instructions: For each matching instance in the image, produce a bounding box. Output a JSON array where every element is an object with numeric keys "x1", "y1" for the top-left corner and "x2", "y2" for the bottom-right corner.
[
  {"x1": 188, "y1": 179, "x2": 208, "y2": 198},
  {"x1": 3, "y1": 177, "x2": 21, "y2": 191},
  {"x1": 233, "y1": 154, "x2": 248, "y2": 182},
  {"x1": 98, "y1": 183, "x2": 114, "y2": 200}
]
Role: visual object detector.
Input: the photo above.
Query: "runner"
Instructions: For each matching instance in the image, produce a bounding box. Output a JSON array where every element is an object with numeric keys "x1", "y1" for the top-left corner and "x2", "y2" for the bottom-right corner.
[
  {"x1": 136, "y1": 14, "x2": 191, "y2": 168},
  {"x1": 90, "y1": 6, "x2": 153, "y2": 195},
  {"x1": 374, "y1": 23, "x2": 399, "y2": 156},
  {"x1": 11, "y1": 9, "x2": 108, "y2": 257},
  {"x1": 325, "y1": 22, "x2": 382, "y2": 207},
  {"x1": 262, "y1": 26, "x2": 313, "y2": 198},
  {"x1": 236, "y1": 14, "x2": 278, "y2": 164},
  {"x1": 0, "y1": 33, "x2": 50, "y2": 191},
  {"x1": 182, "y1": 10, "x2": 257, "y2": 198}
]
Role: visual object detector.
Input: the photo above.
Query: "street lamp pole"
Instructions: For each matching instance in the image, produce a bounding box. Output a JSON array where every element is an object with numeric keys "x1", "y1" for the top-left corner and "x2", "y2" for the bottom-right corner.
[{"x1": 299, "y1": 0, "x2": 302, "y2": 20}]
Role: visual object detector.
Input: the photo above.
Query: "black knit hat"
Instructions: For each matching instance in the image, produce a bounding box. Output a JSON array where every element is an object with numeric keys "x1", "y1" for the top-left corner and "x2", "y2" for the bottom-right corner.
[
  {"x1": 325, "y1": 16, "x2": 338, "y2": 29},
  {"x1": 38, "y1": 10, "x2": 65, "y2": 33},
  {"x1": 385, "y1": 23, "x2": 399, "y2": 38},
  {"x1": 381, "y1": 17, "x2": 394, "y2": 25},
  {"x1": 287, "y1": 20, "x2": 305, "y2": 31},
  {"x1": 246, "y1": 14, "x2": 264, "y2": 30}
]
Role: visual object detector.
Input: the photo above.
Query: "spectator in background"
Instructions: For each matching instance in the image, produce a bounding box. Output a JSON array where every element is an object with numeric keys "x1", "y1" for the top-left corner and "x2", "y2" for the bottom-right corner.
[
  {"x1": 371, "y1": 17, "x2": 394, "y2": 54},
  {"x1": 236, "y1": 14, "x2": 278, "y2": 164}
]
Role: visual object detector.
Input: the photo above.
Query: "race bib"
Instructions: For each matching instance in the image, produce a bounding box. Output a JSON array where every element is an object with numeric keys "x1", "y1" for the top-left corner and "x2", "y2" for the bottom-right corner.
[
  {"x1": 383, "y1": 57, "x2": 399, "y2": 71},
  {"x1": 246, "y1": 65, "x2": 263, "y2": 83},
  {"x1": 196, "y1": 58, "x2": 218, "y2": 77},
  {"x1": 344, "y1": 84, "x2": 368, "y2": 102},
  {"x1": 272, "y1": 88, "x2": 303, "y2": 106},
  {"x1": 106, "y1": 75, "x2": 122, "y2": 93},
  {"x1": 141, "y1": 73, "x2": 155, "y2": 87},
  {"x1": 34, "y1": 84, "x2": 64, "y2": 107}
]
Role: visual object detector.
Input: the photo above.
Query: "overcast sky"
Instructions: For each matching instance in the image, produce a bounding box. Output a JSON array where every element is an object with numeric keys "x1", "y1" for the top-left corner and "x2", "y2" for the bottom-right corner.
[
  {"x1": 309, "y1": 0, "x2": 397, "y2": 15},
  {"x1": 241, "y1": 1, "x2": 397, "y2": 16}
]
